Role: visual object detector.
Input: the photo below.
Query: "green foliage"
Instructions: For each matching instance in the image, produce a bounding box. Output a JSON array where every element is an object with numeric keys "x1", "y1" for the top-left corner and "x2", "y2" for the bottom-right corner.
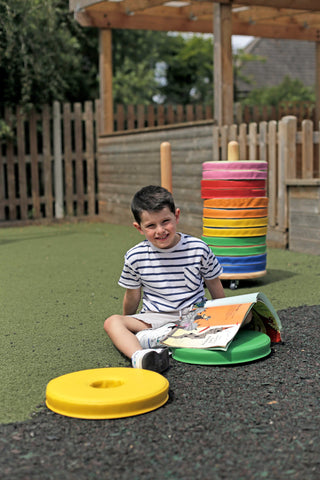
[
  {"x1": 241, "y1": 76, "x2": 315, "y2": 106},
  {"x1": 0, "y1": 0, "x2": 218, "y2": 108},
  {"x1": 112, "y1": 31, "x2": 216, "y2": 105},
  {"x1": 233, "y1": 49, "x2": 266, "y2": 101},
  {"x1": 158, "y1": 34, "x2": 213, "y2": 105},
  {"x1": 113, "y1": 59, "x2": 158, "y2": 105},
  {"x1": 0, "y1": 118, "x2": 13, "y2": 143},
  {"x1": 0, "y1": 0, "x2": 99, "y2": 108},
  {"x1": 1, "y1": 1, "x2": 312, "y2": 110},
  {"x1": 112, "y1": 30, "x2": 168, "y2": 104}
]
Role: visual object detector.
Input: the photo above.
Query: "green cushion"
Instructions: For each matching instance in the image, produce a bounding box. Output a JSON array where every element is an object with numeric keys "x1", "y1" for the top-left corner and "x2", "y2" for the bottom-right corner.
[{"x1": 170, "y1": 330, "x2": 271, "y2": 365}]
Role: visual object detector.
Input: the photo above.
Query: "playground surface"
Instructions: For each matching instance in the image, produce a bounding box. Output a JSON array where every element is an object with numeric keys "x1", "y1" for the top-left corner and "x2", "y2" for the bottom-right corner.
[{"x1": 1, "y1": 222, "x2": 319, "y2": 479}]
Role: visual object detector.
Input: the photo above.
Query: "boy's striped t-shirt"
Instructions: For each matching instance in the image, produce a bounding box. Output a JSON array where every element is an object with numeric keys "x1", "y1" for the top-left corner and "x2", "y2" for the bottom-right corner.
[{"x1": 118, "y1": 233, "x2": 223, "y2": 313}]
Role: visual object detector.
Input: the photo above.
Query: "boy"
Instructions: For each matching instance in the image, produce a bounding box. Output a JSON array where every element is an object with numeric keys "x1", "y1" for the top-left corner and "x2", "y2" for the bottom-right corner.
[{"x1": 104, "y1": 185, "x2": 225, "y2": 372}]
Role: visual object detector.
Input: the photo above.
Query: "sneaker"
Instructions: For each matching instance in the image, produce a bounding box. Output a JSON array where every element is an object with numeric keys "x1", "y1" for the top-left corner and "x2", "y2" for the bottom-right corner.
[
  {"x1": 131, "y1": 348, "x2": 170, "y2": 373},
  {"x1": 136, "y1": 323, "x2": 176, "y2": 349}
]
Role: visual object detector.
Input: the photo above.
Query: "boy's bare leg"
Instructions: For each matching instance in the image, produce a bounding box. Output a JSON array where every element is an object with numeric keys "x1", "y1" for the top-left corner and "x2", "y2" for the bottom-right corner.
[{"x1": 104, "y1": 315, "x2": 151, "y2": 358}]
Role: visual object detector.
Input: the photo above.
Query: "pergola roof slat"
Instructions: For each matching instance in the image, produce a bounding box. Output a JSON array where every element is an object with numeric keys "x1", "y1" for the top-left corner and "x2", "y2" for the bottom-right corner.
[
  {"x1": 69, "y1": 0, "x2": 320, "y2": 129},
  {"x1": 70, "y1": 0, "x2": 320, "y2": 41}
]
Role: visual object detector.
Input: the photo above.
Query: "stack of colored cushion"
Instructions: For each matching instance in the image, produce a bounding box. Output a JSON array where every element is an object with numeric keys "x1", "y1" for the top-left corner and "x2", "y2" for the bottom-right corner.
[{"x1": 201, "y1": 161, "x2": 268, "y2": 277}]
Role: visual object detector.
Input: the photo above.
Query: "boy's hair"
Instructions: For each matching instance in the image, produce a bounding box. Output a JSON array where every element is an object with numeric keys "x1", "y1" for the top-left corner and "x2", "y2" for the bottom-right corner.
[{"x1": 131, "y1": 185, "x2": 176, "y2": 224}]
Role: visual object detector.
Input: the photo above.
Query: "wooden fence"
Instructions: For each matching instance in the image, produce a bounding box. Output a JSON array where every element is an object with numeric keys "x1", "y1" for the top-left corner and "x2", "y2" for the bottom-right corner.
[
  {"x1": 1, "y1": 101, "x2": 319, "y2": 254},
  {"x1": 282, "y1": 117, "x2": 320, "y2": 255},
  {"x1": 113, "y1": 101, "x2": 315, "y2": 131},
  {"x1": 113, "y1": 103, "x2": 213, "y2": 131},
  {"x1": 235, "y1": 101, "x2": 315, "y2": 125},
  {"x1": 0, "y1": 101, "x2": 215, "y2": 225},
  {"x1": 98, "y1": 116, "x2": 320, "y2": 253},
  {"x1": 0, "y1": 101, "x2": 101, "y2": 223}
]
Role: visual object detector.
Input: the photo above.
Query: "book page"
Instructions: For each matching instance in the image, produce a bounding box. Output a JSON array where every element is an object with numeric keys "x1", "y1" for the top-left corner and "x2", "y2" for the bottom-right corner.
[
  {"x1": 194, "y1": 303, "x2": 252, "y2": 328},
  {"x1": 162, "y1": 303, "x2": 252, "y2": 349},
  {"x1": 162, "y1": 324, "x2": 240, "y2": 350}
]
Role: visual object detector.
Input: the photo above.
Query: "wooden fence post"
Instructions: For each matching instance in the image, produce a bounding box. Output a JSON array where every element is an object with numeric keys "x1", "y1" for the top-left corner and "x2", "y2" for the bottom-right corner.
[
  {"x1": 259, "y1": 121, "x2": 268, "y2": 161},
  {"x1": 301, "y1": 119, "x2": 314, "y2": 179},
  {"x1": 282, "y1": 116, "x2": 298, "y2": 180},
  {"x1": 17, "y1": 106, "x2": 28, "y2": 220},
  {"x1": 4, "y1": 107, "x2": 16, "y2": 220},
  {"x1": 85, "y1": 101, "x2": 95, "y2": 216},
  {"x1": 238, "y1": 123, "x2": 247, "y2": 160},
  {"x1": 53, "y1": 101, "x2": 64, "y2": 219},
  {"x1": 29, "y1": 109, "x2": 41, "y2": 218},
  {"x1": 248, "y1": 122, "x2": 257, "y2": 160},
  {"x1": 278, "y1": 116, "x2": 297, "y2": 232},
  {"x1": 212, "y1": 126, "x2": 220, "y2": 161},
  {"x1": 42, "y1": 105, "x2": 53, "y2": 219},
  {"x1": 268, "y1": 120, "x2": 278, "y2": 228}
]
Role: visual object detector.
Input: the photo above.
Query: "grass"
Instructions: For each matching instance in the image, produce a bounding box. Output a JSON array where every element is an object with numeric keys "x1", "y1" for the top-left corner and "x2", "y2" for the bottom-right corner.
[{"x1": 1, "y1": 222, "x2": 319, "y2": 424}]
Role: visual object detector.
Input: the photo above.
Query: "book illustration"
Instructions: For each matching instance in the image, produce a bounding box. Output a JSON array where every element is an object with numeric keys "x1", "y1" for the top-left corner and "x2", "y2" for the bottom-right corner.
[
  {"x1": 162, "y1": 292, "x2": 282, "y2": 351},
  {"x1": 248, "y1": 304, "x2": 282, "y2": 343}
]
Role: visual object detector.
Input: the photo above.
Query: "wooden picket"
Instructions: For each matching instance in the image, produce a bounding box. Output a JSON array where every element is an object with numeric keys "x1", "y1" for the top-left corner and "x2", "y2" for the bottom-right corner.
[
  {"x1": 0, "y1": 101, "x2": 214, "y2": 224},
  {"x1": 1, "y1": 101, "x2": 320, "y2": 255},
  {"x1": 113, "y1": 103, "x2": 213, "y2": 131},
  {"x1": 0, "y1": 100, "x2": 100, "y2": 223},
  {"x1": 98, "y1": 116, "x2": 320, "y2": 252},
  {"x1": 237, "y1": 101, "x2": 315, "y2": 126}
]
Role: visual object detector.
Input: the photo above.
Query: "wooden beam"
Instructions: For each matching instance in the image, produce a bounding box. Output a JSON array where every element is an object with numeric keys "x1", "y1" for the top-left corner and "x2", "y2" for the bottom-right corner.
[
  {"x1": 233, "y1": 20, "x2": 320, "y2": 41},
  {"x1": 69, "y1": 0, "x2": 105, "y2": 11},
  {"x1": 214, "y1": 3, "x2": 233, "y2": 126},
  {"x1": 99, "y1": 29, "x2": 113, "y2": 134},
  {"x1": 74, "y1": 8, "x2": 320, "y2": 41},
  {"x1": 124, "y1": 0, "x2": 169, "y2": 12},
  {"x1": 73, "y1": 10, "x2": 96, "y2": 27},
  {"x1": 70, "y1": 1, "x2": 320, "y2": 13},
  {"x1": 315, "y1": 42, "x2": 320, "y2": 125},
  {"x1": 75, "y1": 10, "x2": 214, "y2": 32},
  {"x1": 232, "y1": 0, "x2": 320, "y2": 12}
]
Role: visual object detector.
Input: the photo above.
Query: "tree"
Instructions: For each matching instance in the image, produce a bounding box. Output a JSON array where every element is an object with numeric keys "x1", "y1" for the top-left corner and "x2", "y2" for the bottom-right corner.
[
  {"x1": 233, "y1": 49, "x2": 266, "y2": 102},
  {"x1": 112, "y1": 30, "x2": 168, "y2": 104},
  {"x1": 241, "y1": 76, "x2": 315, "y2": 106},
  {"x1": 3, "y1": 0, "x2": 311, "y2": 114},
  {"x1": 158, "y1": 34, "x2": 214, "y2": 105},
  {"x1": 0, "y1": 0, "x2": 99, "y2": 109}
]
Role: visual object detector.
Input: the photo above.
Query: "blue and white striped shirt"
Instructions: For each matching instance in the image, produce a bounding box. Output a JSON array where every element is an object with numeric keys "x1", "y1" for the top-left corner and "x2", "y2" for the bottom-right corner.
[{"x1": 118, "y1": 233, "x2": 223, "y2": 312}]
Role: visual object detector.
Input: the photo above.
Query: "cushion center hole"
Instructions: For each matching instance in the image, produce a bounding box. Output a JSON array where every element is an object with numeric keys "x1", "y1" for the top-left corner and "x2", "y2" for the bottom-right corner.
[{"x1": 90, "y1": 379, "x2": 124, "y2": 389}]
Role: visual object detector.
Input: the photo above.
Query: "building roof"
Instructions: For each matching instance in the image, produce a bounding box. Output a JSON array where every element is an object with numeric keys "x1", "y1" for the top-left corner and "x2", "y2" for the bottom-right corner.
[{"x1": 236, "y1": 38, "x2": 315, "y2": 94}]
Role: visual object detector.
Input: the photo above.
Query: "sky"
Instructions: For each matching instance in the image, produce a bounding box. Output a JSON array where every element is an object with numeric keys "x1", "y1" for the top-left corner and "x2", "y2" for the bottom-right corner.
[
  {"x1": 232, "y1": 35, "x2": 254, "y2": 51},
  {"x1": 175, "y1": 32, "x2": 254, "y2": 51}
]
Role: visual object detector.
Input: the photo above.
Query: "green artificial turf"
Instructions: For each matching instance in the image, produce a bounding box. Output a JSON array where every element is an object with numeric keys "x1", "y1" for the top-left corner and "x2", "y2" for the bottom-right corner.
[{"x1": 1, "y1": 222, "x2": 320, "y2": 424}]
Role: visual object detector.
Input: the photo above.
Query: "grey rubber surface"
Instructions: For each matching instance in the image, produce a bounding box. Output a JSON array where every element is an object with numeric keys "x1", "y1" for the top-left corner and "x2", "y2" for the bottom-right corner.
[{"x1": 1, "y1": 304, "x2": 319, "y2": 480}]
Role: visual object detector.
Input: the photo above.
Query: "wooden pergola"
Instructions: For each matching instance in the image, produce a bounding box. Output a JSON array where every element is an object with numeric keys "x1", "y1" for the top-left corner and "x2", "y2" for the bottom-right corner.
[{"x1": 69, "y1": 0, "x2": 320, "y2": 133}]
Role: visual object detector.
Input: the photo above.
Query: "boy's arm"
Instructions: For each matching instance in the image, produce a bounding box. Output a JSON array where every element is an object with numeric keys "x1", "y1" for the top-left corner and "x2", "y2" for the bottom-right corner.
[
  {"x1": 122, "y1": 287, "x2": 142, "y2": 315},
  {"x1": 204, "y1": 277, "x2": 225, "y2": 300}
]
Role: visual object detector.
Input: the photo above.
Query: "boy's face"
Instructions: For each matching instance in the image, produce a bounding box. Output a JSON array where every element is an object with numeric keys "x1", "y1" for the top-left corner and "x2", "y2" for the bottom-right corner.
[{"x1": 134, "y1": 206, "x2": 180, "y2": 249}]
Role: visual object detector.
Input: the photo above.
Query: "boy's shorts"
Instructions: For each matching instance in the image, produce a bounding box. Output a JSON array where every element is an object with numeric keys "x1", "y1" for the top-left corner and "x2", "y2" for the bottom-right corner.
[{"x1": 130, "y1": 302, "x2": 206, "y2": 329}]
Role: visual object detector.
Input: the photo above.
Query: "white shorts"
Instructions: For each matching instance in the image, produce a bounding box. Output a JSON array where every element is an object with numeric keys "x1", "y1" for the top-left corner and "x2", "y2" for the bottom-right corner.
[{"x1": 130, "y1": 305, "x2": 196, "y2": 329}]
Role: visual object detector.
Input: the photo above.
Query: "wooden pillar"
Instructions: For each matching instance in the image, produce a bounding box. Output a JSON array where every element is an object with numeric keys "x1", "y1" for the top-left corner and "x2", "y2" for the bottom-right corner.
[
  {"x1": 315, "y1": 42, "x2": 320, "y2": 125},
  {"x1": 160, "y1": 142, "x2": 172, "y2": 193},
  {"x1": 99, "y1": 29, "x2": 113, "y2": 134},
  {"x1": 213, "y1": 3, "x2": 233, "y2": 126}
]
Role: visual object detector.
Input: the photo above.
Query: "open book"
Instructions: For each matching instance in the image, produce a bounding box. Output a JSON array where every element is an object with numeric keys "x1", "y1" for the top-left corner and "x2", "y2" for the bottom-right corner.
[{"x1": 161, "y1": 292, "x2": 282, "y2": 351}]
